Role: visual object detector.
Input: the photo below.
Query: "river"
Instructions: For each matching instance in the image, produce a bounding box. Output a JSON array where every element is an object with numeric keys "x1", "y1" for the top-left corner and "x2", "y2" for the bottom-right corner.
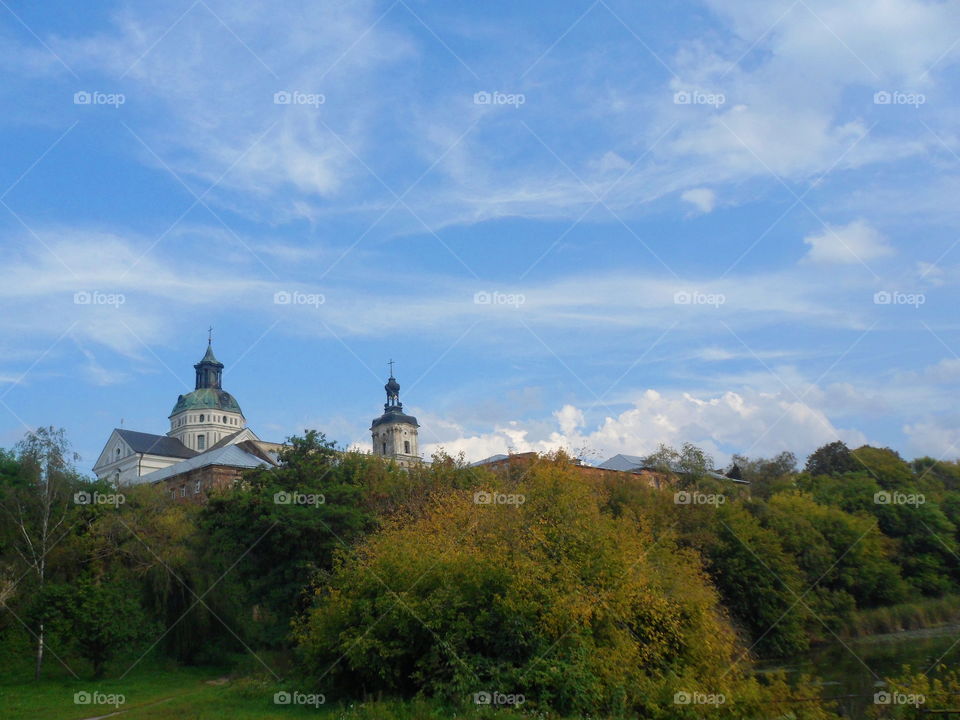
[{"x1": 758, "y1": 623, "x2": 960, "y2": 718}]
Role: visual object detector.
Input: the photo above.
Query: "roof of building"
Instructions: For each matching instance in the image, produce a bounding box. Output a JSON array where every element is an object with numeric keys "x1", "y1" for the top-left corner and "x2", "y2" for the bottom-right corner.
[
  {"x1": 469, "y1": 453, "x2": 510, "y2": 467},
  {"x1": 597, "y1": 453, "x2": 749, "y2": 483},
  {"x1": 170, "y1": 388, "x2": 243, "y2": 416},
  {"x1": 198, "y1": 343, "x2": 222, "y2": 366},
  {"x1": 371, "y1": 404, "x2": 419, "y2": 428},
  {"x1": 135, "y1": 444, "x2": 276, "y2": 484},
  {"x1": 596, "y1": 454, "x2": 647, "y2": 472},
  {"x1": 115, "y1": 429, "x2": 197, "y2": 459}
]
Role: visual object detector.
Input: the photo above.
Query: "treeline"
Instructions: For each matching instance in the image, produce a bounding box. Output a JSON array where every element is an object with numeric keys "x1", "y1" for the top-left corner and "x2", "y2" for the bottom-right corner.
[{"x1": 1, "y1": 427, "x2": 959, "y2": 718}]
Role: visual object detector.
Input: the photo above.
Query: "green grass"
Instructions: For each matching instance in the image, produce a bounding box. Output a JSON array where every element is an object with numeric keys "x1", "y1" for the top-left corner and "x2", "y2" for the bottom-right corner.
[
  {"x1": 0, "y1": 671, "x2": 534, "y2": 720},
  {"x1": 844, "y1": 594, "x2": 960, "y2": 637}
]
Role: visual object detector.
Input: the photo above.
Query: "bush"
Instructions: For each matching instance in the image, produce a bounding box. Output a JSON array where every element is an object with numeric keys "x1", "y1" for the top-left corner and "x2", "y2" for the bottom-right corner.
[{"x1": 295, "y1": 456, "x2": 836, "y2": 718}]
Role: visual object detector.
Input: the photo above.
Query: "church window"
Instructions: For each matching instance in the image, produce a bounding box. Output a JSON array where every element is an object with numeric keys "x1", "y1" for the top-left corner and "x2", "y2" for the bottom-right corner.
[
  {"x1": 197, "y1": 434, "x2": 206, "y2": 450},
  {"x1": 199, "y1": 414, "x2": 205, "y2": 422},
  {"x1": 115, "y1": 447, "x2": 121, "y2": 457},
  {"x1": 404, "y1": 441, "x2": 410, "y2": 454},
  {"x1": 382, "y1": 442, "x2": 387, "y2": 454},
  {"x1": 194, "y1": 480, "x2": 201, "y2": 494}
]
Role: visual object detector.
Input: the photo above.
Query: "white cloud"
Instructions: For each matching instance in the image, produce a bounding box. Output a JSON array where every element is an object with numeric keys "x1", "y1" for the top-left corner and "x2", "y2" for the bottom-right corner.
[
  {"x1": 904, "y1": 419, "x2": 960, "y2": 460},
  {"x1": 802, "y1": 219, "x2": 894, "y2": 264},
  {"x1": 423, "y1": 387, "x2": 867, "y2": 466},
  {"x1": 681, "y1": 187, "x2": 716, "y2": 214}
]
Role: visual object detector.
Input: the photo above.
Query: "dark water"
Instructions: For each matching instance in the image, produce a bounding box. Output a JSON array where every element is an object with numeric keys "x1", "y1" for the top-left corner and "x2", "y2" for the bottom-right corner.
[{"x1": 757, "y1": 624, "x2": 960, "y2": 718}]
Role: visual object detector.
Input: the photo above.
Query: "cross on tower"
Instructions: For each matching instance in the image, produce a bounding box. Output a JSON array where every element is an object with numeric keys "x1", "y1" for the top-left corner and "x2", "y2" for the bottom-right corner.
[
  {"x1": 208, "y1": 326, "x2": 213, "y2": 344},
  {"x1": 388, "y1": 358, "x2": 395, "y2": 377}
]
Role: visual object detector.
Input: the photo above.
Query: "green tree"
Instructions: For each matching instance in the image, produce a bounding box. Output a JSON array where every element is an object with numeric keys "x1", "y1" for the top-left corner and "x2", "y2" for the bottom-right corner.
[
  {"x1": 805, "y1": 441, "x2": 858, "y2": 477},
  {"x1": 705, "y1": 503, "x2": 811, "y2": 657},
  {"x1": 295, "y1": 455, "x2": 835, "y2": 718},
  {"x1": 198, "y1": 431, "x2": 373, "y2": 647},
  {"x1": 0, "y1": 427, "x2": 84, "y2": 679}
]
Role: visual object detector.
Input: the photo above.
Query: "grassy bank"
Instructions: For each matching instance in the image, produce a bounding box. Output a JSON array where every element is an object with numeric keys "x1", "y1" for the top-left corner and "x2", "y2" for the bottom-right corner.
[
  {"x1": 843, "y1": 595, "x2": 960, "y2": 638},
  {"x1": 0, "y1": 669, "x2": 532, "y2": 720}
]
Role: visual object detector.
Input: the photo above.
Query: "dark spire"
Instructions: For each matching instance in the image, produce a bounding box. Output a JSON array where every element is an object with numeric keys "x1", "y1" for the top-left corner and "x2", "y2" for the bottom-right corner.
[
  {"x1": 385, "y1": 362, "x2": 401, "y2": 409},
  {"x1": 194, "y1": 336, "x2": 224, "y2": 390}
]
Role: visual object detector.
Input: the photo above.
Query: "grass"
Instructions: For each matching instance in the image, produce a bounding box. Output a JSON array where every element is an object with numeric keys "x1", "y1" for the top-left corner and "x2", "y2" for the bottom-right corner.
[
  {"x1": 1, "y1": 672, "x2": 535, "y2": 720},
  {"x1": 0, "y1": 649, "x2": 531, "y2": 720},
  {"x1": 843, "y1": 594, "x2": 960, "y2": 638}
]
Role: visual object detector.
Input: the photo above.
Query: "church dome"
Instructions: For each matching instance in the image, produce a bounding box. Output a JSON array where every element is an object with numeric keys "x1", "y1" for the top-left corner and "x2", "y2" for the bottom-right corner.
[{"x1": 170, "y1": 388, "x2": 243, "y2": 417}]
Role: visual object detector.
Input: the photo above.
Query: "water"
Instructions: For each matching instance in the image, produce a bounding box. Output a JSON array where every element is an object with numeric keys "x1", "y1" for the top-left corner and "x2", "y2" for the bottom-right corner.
[{"x1": 758, "y1": 624, "x2": 960, "y2": 717}]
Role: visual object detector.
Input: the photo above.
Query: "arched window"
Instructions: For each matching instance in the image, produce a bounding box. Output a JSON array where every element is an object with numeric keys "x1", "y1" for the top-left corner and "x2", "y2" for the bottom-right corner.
[
  {"x1": 115, "y1": 447, "x2": 121, "y2": 457},
  {"x1": 404, "y1": 440, "x2": 410, "y2": 454},
  {"x1": 199, "y1": 414, "x2": 205, "y2": 422},
  {"x1": 197, "y1": 434, "x2": 206, "y2": 450},
  {"x1": 382, "y1": 442, "x2": 387, "y2": 454}
]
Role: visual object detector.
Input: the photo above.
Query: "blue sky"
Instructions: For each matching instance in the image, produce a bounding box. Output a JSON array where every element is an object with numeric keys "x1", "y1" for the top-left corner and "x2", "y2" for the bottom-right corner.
[{"x1": 1, "y1": 0, "x2": 959, "y2": 471}]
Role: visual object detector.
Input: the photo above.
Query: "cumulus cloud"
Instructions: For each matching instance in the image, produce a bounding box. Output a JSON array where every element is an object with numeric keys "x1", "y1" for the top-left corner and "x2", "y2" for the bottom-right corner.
[
  {"x1": 802, "y1": 219, "x2": 894, "y2": 264},
  {"x1": 423, "y1": 387, "x2": 866, "y2": 466}
]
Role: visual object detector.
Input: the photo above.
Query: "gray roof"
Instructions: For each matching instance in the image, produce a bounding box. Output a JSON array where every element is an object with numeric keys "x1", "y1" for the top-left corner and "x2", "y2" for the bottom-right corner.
[
  {"x1": 597, "y1": 453, "x2": 749, "y2": 483},
  {"x1": 116, "y1": 429, "x2": 197, "y2": 459},
  {"x1": 469, "y1": 454, "x2": 510, "y2": 467},
  {"x1": 135, "y1": 444, "x2": 275, "y2": 484},
  {"x1": 597, "y1": 454, "x2": 647, "y2": 471}
]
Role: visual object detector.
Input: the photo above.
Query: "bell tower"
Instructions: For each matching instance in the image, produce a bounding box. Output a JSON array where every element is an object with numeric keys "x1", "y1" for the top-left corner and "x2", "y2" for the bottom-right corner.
[{"x1": 371, "y1": 360, "x2": 420, "y2": 468}]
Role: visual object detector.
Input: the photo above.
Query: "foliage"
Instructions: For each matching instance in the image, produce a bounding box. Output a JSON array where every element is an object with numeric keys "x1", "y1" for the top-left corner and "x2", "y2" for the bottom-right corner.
[
  {"x1": 294, "y1": 456, "x2": 833, "y2": 717},
  {"x1": 804, "y1": 441, "x2": 859, "y2": 477},
  {"x1": 198, "y1": 431, "x2": 375, "y2": 648}
]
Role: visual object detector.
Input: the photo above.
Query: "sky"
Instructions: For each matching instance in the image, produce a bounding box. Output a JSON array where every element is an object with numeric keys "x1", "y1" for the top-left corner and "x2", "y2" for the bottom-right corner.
[{"x1": 1, "y1": 0, "x2": 959, "y2": 472}]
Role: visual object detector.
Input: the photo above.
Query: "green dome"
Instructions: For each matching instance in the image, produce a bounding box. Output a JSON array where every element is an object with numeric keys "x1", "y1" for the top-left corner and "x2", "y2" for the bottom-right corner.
[{"x1": 170, "y1": 388, "x2": 243, "y2": 417}]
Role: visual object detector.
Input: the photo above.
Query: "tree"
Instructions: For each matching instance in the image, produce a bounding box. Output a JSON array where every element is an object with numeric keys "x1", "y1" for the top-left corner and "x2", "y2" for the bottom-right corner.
[
  {"x1": 805, "y1": 441, "x2": 858, "y2": 477},
  {"x1": 731, "y1": 452, "x2": 797, "y2": 499},
  {"x1": 852, "y1": 446, "x2": 913, "y2": 488},
  {"x1": 642, "y1": 442, "x2": 715, "y2": 486},
  {"x1": 198, "y1": 431, "x2": 373, "y2": 647},
  {"x1": 0, "y1": 427, "x2": 83, "y2": 679},
  {"x1": 704, "y1": 503, "x2": 811, "y2": 657},
  {"x1": 43, "y1": 575, "x2": 154, "y2": 677},
  {"x1": 295, "y1": 456, "x2": 831, "y2": 718}
]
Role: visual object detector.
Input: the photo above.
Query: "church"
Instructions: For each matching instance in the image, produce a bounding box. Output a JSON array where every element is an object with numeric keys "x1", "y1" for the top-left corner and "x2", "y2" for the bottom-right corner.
[{"x1": 92, "y1": 338, "x2": 421, "y2": 498}]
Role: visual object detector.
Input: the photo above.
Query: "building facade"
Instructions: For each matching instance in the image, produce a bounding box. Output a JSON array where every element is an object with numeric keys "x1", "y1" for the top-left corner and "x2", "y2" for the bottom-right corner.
[
  {"x1": 370, "y1": 370, "x2": 421, "y2": 468},
  {"x1": 93, "y1": 339, "x2": 426, "y2": 497}
]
